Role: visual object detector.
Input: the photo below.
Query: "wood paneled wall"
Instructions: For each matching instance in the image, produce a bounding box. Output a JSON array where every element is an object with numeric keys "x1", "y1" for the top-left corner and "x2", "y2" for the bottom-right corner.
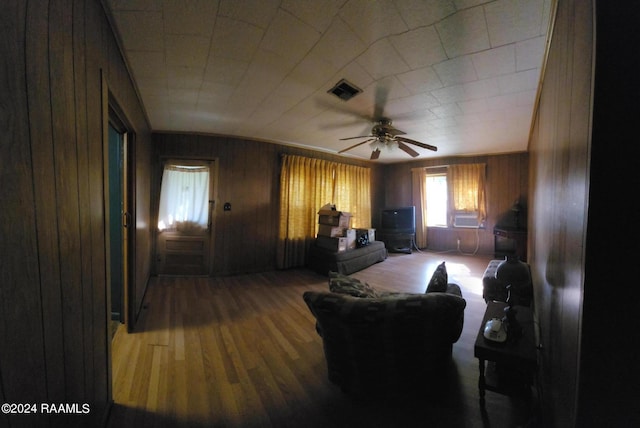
[
  {"x1": 528, "y1": 0, "x2": 591, "y2": 425},
  {"x1": 153, "y1": 133, "x2": 384, "y2": 276},
  {"x1": 530, "y1": 1, "x2": 640, "y2": 427},
  {"x1": 381, "y1": 153, "x2": 529, "y2": 254},
  {"x1": 0, "y1": 1, "x2": 152, "y2": 426}
]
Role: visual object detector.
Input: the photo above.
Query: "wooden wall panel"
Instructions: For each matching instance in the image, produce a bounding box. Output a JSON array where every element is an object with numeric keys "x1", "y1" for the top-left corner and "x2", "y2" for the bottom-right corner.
[
  {"x1": 380, "y1": 153, "x2": 529, "y2": 254},
  {"x1": 1, "y1": 0, "x2": 153, "y2": 426},
  {"x1": 153, "y1": 133, "x2": 383, "y2": 276},
  {"x1": 527, "y1": 0, "x2": 594, "y2": 426},
  {"x1": 85, "y1": 0, "x2": 111, "y2": 409},
  {"x1": 0, "y1": 3, "x2": 49, "y2": 428}
]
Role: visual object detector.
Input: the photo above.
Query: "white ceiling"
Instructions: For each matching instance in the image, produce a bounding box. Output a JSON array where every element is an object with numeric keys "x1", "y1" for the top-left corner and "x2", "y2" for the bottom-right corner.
[{"x1": 105, "y1": 0, "x2": 552, "y2": 163}]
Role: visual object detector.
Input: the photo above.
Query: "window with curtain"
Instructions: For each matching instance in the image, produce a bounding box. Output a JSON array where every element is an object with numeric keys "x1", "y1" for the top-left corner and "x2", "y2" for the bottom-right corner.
[
  {"x1": 157, "y1": 163, "x2": 210, "y2": 232},
  {"x1": 412, "y1": 163, "x2": 486, "y2": 247},
  {"x1": 447, "y1": 163, "x2": 487, "y2": 224},
  {"x1": 277, "y1": 155, "x2": 371, "y2": 269}
]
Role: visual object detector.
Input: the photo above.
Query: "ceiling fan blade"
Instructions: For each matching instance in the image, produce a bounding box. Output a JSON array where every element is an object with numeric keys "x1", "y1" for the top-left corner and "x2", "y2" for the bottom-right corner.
[
  {"x1": 370, "y1": 148, "x2": 381, "y2": 160},
  {"x1": 338, "y1": 139, "x2": 374, "y2": 154},
  {"x1": 395, "y1": 136, "x2": 437, "y2": 151},
  {"x1": 397, "y1": 141, "x2": 419, "y2": 157},
  {"x1": 386, "y1": 125, "x2": 406, "y2": 136},
  {"x1": 339, "y1": 135, "x2": 373, "y2": 141},
  {"x1": 373, "y1": 86, "x2": 389, "y2": 120}
]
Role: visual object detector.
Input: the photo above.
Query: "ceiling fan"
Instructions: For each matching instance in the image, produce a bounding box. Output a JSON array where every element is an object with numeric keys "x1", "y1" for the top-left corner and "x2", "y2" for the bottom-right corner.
[{"x1": 338, "y1": 118, "x2": 437, "y2": 160}]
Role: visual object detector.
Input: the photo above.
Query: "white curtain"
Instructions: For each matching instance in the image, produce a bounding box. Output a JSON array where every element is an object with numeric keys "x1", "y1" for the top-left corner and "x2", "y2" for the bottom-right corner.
[{"x1": 158, "y1": 164, "x2": 210, "y2": 231}]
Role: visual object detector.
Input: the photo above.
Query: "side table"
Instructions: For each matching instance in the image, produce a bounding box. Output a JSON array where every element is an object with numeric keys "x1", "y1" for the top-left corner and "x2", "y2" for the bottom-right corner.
[{"x1": 474, "y1": 301, "x2": 537, "y2": 404}]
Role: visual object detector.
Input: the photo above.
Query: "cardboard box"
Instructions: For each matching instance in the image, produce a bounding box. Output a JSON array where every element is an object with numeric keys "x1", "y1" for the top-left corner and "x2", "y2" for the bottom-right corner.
[
  {"x1": 318, "y1": 213, "x2": 351, "y2": 228},
  {"x1": 315, "y1": 236, "x2": 348, "y2": 252},
  {"x1": 317, "y1": 224, "x2": 346, "y2": 237},
  {"x1": 346, "y1": 229, "x2": 356, "y2": 250}
]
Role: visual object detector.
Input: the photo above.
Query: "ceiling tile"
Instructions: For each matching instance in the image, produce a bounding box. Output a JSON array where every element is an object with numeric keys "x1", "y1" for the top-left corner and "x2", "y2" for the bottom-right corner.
[
  {"x1": 389, "y1": 26, "x2": 447, "y2": 70},
  {"x1": 107, "y1": 0, "x2": 162, "y2": 11},
  {"x1": 218, "y1": 0, "x2": 280, "y2": 28},
  {"x1": 260, "y1": 10, "x2": 320, "y2": 68},
  {"x1": 209, "y1": 17, "x2": 264, "y2": 63},
  {"x1": 356, "y1": 39, "x2": 411, "y2": 80},
  {"x1": 386, "y1": 92, "x2": 441, "y2": 115},
  {"x1": 165, "y1": 35, "x2": 210, "y2": 67},
  {"x1": 203, "y1": 57, "x2": 249, "y2": 86},
  {"x1": 166, "y1": 66, "x2": 204, "y2": 90},
  {"x1": 484, "y1": 0, "x2": 545, "y2": 46},
  {"x1": 516, "y1": 36, "x2": 546, "y2": 71},
  {"x1": 308, "y1": 18, "x2": 366, "y2": 72},
  {"x1": 430, "y1": 103, "x2": 463, "y2": 118},
  {"x1": 397, "y1": 67, "x2": 443, "y2": 95},
  {"x1": 163, "y1": 0, "x2": 219, "y2": 36},
  {"x1": 281, "y1": 0, "x2": 346, "y2": 33},
  {"x1": 471, "y1": 44, "x2": 516, "y2": 79},
  {"x1": 436, "y1": 7, "x2": 491, "y2": 58},
  {"x1": 496, "y1": 68, "x2": 540, "y2": 94},
  {"x1": 198, "y1": 82, "x2": 235, "y2": 102},
  {"x1": 431, "y1": 84, "x2": 467, "y2": 104},
  {"x1": 462, "y1": 77, "x2": 501, "y2": 99},
  {"x1": 395, "y1": 0, "x2": 457, "y2": 28},
  {"x1": 453, "y1": 0, "x2": 492, "y2": 9},
  {"x1": 457, "y1": 98, "x2": 488, "y2": 114},
  {"x1": 339, "y1": 0, "x2": 408, "y2": 45},
  {"x1": 433, "y1": 56, "x2": 478, "y2": 87}
]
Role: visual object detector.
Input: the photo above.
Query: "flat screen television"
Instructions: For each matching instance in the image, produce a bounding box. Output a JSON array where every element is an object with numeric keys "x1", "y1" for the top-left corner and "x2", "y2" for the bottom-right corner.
[{"x1": 380, "y1": 206, "x2": 416, "y2": 234}]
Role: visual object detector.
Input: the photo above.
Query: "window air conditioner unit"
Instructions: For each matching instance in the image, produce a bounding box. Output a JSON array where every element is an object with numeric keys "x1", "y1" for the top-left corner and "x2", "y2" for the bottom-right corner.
[{"x1": 454, "y1": 212, "x2": 481, "y2": 228}]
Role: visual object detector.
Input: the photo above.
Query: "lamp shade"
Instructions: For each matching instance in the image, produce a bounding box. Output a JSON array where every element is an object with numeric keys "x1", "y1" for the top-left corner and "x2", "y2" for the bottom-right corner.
[{"x1": 495, "y1": 255, "x2": 530, "y2": 286}]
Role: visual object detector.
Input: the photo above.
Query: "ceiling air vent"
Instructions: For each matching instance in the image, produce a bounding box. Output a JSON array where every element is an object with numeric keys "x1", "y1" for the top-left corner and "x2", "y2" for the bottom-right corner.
[{"x1": 328, "y1": 79, "x2": 362, "y2": 101}]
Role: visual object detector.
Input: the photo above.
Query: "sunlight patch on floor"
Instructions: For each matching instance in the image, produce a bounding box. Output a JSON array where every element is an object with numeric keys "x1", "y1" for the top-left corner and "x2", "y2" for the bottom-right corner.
[{"x1": 446, "y1": 262, "x2": 485, "y2": 296}]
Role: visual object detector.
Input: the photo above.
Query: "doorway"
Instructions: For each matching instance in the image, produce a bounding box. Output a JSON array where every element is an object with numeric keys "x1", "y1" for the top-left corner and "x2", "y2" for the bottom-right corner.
[
  {"x1": 108, "y1": 123, "x2": 124, "y2": 325},
  {"x1": 156, "y1": 159, "x2": 215, "y2": 276},
  {"x1": 106, "y1": 110, "x2": 135, "y2": 334}
]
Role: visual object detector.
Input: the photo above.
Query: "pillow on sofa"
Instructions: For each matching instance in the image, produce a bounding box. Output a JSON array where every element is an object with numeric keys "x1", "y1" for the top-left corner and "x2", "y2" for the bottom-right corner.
[
  {"x1": 328, "y1": 271, "x2": 380, "y2": 298},
  {"x1": 426, "y1": 262, "x2": 448, "y2": 293},
  {"x1": 356, "y1": 232, "x2": 369, "y2": 248}
]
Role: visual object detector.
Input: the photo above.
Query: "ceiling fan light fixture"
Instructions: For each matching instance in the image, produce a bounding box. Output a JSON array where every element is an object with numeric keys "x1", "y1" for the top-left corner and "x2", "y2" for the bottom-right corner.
[
  {"x1": 369, "y1": 140, "x2": 383, "y2": 151},
  {"x1": 327, "y1": 79, "x2": 362, "y2": 101}
]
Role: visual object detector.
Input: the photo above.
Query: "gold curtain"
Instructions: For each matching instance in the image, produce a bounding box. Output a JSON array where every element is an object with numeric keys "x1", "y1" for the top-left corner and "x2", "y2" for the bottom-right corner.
[
  {"x1": 447, "y1": 163, "x2": 487, "y2": 223},
  {"x1": 277, "y1": 155, "x2": 371, "y2": 269},
  {"x1": 333, "y1": 163, "x2": 371, "y2": 229},
  {"x1": 411, "y1": 167, "x2": 428, "y2": 248}
]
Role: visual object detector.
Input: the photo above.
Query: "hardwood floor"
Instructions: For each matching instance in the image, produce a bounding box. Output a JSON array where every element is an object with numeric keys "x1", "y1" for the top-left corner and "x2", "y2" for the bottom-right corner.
[{"x1": 108, "y1": 251, "x2": 540, "y2": 427}]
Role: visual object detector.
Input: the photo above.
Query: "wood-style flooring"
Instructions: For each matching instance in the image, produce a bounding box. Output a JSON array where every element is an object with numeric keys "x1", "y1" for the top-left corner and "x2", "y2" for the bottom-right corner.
[{"x1": 107, "y1": 251, "x2": 540, "y2": 427}]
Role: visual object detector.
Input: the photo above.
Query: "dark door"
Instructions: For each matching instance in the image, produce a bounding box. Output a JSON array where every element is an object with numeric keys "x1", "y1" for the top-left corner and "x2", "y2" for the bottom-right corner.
[{"x1": 108, "y1": 124, "x2": 124, "y2": 323}]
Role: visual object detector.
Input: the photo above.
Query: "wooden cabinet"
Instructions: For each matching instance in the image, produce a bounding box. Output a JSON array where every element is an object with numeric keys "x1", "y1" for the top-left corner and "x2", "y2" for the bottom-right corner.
[{"x1": 494, "y1": 227, "x2": 527, "y2": 261}]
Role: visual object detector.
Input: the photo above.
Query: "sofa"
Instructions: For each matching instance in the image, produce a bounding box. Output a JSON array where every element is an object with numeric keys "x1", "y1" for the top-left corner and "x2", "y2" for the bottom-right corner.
[
  {"x1": 302, "y1": 265, "x2": 466, "y2": 395},
  {"x1": 307, "y1": 240, "x2": 387, "y2": 275}
]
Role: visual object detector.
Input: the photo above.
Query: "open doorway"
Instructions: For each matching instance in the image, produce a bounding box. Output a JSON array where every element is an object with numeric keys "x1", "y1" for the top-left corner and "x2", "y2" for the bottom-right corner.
[
  {"x1": 106, "y1": 105, "x2": 135, "y2": 336},
  {"x1": 156, "y1": 159, "x2": 216, "y2": 276}
]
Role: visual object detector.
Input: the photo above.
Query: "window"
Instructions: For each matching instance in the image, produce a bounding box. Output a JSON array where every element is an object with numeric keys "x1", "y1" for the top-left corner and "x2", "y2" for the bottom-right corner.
[
  {"x1": 157, "y1": 162, "x2": 210, "y2": 232},
  {"x1": 425, "y1": 174, "x2": 448, "y2": 227},
  {"x1": 417, "y1": 163, "x2": 486, "y2": 229},
  {"x1": 448, "y1": 163, "x2": 486, "y2": 227}
]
